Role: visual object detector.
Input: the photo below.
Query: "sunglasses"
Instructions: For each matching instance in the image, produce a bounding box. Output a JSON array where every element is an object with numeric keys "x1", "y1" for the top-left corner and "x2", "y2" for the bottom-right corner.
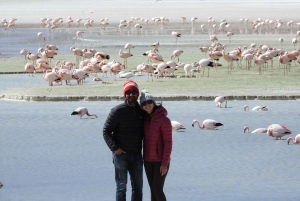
[
  {"x1": 141, "y1": 100, "x2": 153, "y2": 107},
  {"x1": 125, "y1": 90, "x2": 138, "y2": 95}
]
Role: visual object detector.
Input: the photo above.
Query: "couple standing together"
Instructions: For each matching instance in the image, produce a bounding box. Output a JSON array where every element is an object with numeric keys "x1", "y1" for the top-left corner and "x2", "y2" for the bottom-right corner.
[{"x1": 103, "y1": 80, "x2": 172, "y2": 201}]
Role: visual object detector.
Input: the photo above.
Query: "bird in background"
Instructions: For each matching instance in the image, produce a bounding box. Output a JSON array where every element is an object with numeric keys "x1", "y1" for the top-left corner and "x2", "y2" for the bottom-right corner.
[
  {"x1": 70, "y1": 107, "x2": 98, "y2": 119},
  {"x1": 192, "y1": 119, "x2": 223, "y2": 130},
  {"x1": 267, "y1": 124, "x2": 292, "y2": 140},
  {"x1": 124, "y1": 43, "x2": 134, "y2": 53},
  {"x1": 244, "y1": 105, "x2": 268, "y2": 111},
  {"x1": 171, "y1": 121, "x2": 186, "y2": 131},
  {"x1": 214, "y1": 96, "x2": 227, "y2": 108},
  {"x1": 287, "y1": 134, "x2": 300, "y2": 145},
  {"x1": 243, "y1": 126, "x2": 267, "y2": 133},
  {"x1": 172, "y1": 31, "x2": 181, "y2": 43}
]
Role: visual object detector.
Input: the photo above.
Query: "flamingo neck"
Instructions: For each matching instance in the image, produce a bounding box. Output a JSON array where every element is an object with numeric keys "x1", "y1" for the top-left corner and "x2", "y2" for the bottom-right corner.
[
  {"x1": 196, "y1": 121, "x2": 204, "y2": 129},
  {"x1": 86, "y1": 112, "x2": 98, "y2": 118}
]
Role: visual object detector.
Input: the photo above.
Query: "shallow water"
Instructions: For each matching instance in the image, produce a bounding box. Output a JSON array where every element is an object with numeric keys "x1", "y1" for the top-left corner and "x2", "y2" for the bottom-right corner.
[{"x1": 1, "y1": 99, "x2": 300, "y2": 201}]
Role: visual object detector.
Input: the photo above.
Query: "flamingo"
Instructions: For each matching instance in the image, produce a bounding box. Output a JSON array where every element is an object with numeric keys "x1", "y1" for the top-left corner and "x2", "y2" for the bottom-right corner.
[
  {"x1": 124, "y1": 43, "x2": 134, "y2": 53},
  {"x1": 170, "y1": 50, "x2": 183, "y2": 62},
  {"x1": 119, "y1": 49, "x2": 133, "y2": 68},
  {"x1": 181, "y1": 17, "x2": 188, "y2": 24},
  {"x1": 243, "y1": 126, "x2": 267, "y2": 133},
  {"x1": 171, "y1": 31, "x2": 181, "y2": 43},
  {"x1": 192, "y1": 119, "x2": 224, "y2": 130},
  {"x1": 222, "y1": 49, "x2": 239, "y2": 74},
  {"x1": 267, "y1": 124, "x2": 292, "y2": 140},
  {"x1": 199, "y1": 46, "x2": 209, "y2": 57},
  {"x1": 171, "y1": 121, "x2": 186, "y2": 131},
  {"x1": 20, "y1": 49, "x2": 29, "y2": 63},
  {"x1": 24, "y1": 63, "x2": 36, "y2": 76},
  {"x1": 199, "y1": 58, "x2": 218, "y2": 77},
  {"x1": 37, "y1": 32, "x2": 43, "y2": 41},
  {"x1": 214, "y1": 96, "x2": 227, "y2": 108},
  {"x1": 287, "y1": 134, "x2": 300, "y2": 145},
  {"x1": 75, "y1": 31, "x2": 84, "y2": 39},
  {"x1": 143, "y1": 49, "x2": 163, "y2": 63},
  {"x1": 292, "y1": 37, "x2": 297, "y2": 49},
  {"x1": 118, "y1": 70, "x2": 135, "y2": 79},
  {"x1": 226, "y1": 32, "x2": 234, "y2": 42},
  {"x1": 43, "y1": 70, "x2": 61, "y2": 86},
  {"x1": 244, "y1": 105, "x2": 268, "y2": 111},
  {"x1": 46, "y1": 44, "x2": 58, "y2": 50},
  {"x1": 26, "y1": 53, "x2": 40, "y2": 64},
  {"x1": 70, "y1": 107, "x2": 98, "y2": 119},
  {"x1": 210, "y1": 35, "x2": 218, "y2": 43},
  {"x1": 94, "y1": 52, "x2": 110, "y2": 61},
  {"x1": 151, "y1": 42, "x2": 160, "y2": 50}
]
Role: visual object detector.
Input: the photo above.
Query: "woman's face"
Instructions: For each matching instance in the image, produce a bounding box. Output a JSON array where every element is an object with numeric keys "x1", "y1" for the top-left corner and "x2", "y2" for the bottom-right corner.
[{"x1": 141, "y1": 100, "x2": 154, "y2": 114}]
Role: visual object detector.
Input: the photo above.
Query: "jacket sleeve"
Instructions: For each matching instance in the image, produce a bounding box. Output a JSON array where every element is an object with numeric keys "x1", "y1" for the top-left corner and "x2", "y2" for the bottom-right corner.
[
  {"x1": 103, "y1": 108, "x2": 120, "y2": 152},
  {"x1": 161, "y1": 117, "x2": 173, "y2": 166}
]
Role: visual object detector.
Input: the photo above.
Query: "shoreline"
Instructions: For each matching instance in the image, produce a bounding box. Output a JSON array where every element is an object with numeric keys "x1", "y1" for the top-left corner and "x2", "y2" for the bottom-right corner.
[{"x1": 1, "y1": 94, "x2": 300, "y2": 101}]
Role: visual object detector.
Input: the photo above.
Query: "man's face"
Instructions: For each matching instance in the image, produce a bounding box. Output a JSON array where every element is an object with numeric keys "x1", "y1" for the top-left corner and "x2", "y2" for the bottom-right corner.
[{"x1": 125, "y1": 90, "x2": 138, "y2": 105}]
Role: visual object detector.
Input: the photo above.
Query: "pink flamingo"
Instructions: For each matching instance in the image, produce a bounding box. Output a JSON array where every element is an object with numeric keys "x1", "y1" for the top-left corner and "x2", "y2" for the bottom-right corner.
[
  {"x1": 243, "y1": 126, "x2": 267, "y2": 133},
  {"x1": 287, "y1": 134, "x2": 300, "y2": 145},
  {"x1": 20, "y1": 49, "x2": 29, "y2": 63},
  {"x1": 124, "y1": 43, "x2": 134, "y2": 53},
  {"x1": 94, "y1": 52, "x2": 110, "y2": 61},
  {"x1": 46, "y1": 44, "x2": 58, "y2": 50},
  {"x1": 192, "y1": 119, "x2": 223, "y2": 130},
  {"x1": 244, "y1": 105, "x2": 268, "y2": 111},
  {"x1": 279, "y1": 52, "x2": 292, "y2": 75},
  {"x1": 143, "y1": 49, "x2": 164, "y2": 63},
  {"x1": 222, "y1": 50, "x2": 238, "y2": 74},
  {"x1": 43, "y1": 70, "x2": 61, "y2": 86},
  {"x1": 214, "y1": 96, "x2": 227, "y2": 108},
  {"x1": 119, "y1": 49, "x2": 133, "y2": 68},
  {"x1": 170, "y1": 50, "x2": 183, "y2": 62},
  {"x1": 267, "y1": 124, "x2": 292, "y2": 140},
  {"x1": 24, "y1": 63, "x2": 36, "y2": 76},
  {"x1": 199, "y1": 46, "x2": 209, "y2": 57},
  {"x1": 199, "y1": 58, "x2": 220, "y2": 77},
  {"x1": 171, "y1": 121, "x2": 186, "y2": 131},
  {"x1": 70, "y1": 107, "x2": 98, "y2": 119},
  {"x1": 226, "y1": 32, "x2": 234, "y2": 42}
]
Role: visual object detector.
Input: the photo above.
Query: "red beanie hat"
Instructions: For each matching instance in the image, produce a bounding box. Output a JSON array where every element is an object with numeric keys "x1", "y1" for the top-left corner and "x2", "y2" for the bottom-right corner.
[{"x1": 123, "y1": 80, "x2": 139, "y2": 97}]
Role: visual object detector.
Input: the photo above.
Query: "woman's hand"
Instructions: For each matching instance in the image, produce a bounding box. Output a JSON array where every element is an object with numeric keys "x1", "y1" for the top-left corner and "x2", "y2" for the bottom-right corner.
[{"x1": 160, "y1": 165, "x2": 168, "y2": 176}]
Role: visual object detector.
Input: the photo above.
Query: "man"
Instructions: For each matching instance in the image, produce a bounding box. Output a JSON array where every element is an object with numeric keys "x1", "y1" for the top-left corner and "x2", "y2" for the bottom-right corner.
[{"x1": 103, "y1": 80, "x2": 145, "y2": 201}]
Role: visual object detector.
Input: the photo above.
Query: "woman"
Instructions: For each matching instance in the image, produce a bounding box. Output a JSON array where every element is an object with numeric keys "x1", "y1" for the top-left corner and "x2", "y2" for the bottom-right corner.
[{"x1": 140, "y1": 92, "x2": 172, "y2": 201}]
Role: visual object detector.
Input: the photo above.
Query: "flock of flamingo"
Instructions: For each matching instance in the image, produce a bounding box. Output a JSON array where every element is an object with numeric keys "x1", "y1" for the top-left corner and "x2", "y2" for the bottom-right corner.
[
  {"x1": 70, "y1": 95, "x2": 300, "y2": 146},
  {"x1": 1, "y1": 14, "x2": 295, "y2": 85},
  {"x1": 5, "y1": 15, "x2": 300, "y2": 146},
  {"x1": 180, "y1": 95, "x2": 299, "y2": 145}
]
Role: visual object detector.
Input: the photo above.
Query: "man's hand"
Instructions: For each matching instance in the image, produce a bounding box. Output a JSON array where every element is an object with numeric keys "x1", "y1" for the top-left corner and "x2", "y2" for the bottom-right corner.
[{"x1": 114, "y1": 148, "x2": 126, "y2": 155}]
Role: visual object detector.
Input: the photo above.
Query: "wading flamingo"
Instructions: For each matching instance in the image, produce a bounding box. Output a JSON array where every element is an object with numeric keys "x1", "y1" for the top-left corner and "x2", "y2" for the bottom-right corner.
[
  {"x1": 119, "y1": 49, "x2": 133, "y2": 68},
  {"x1": 214, "y1": 96, "x2": 227, "y2": 108},
  {"x1": 192, "y1": 119, "x2": 223, "y2": 130},
  {"x1": 171, "y1": 121, "x2": 186, "y2": 131},
  {"x1": 171, "y1": 31, "x2": 181, "y2": 43},
  {"x1": 70, "y1": 107, "x2": 98, "y2": 119},
  {"x1": 244, "y1": 105, "x2": 268, "y2": 111},
  {"x1": 287, "y1": 134, "x2": 300, "y2": 145},
  {"x1": 243, "y1": 126, "x2": 267, "y2": 133},
  {"x1": 170, "y1": 50, "x2": 183, "y2": 62},
  {"x1": 267, "y1": 124, "x2": 292, "y2": 140}
]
